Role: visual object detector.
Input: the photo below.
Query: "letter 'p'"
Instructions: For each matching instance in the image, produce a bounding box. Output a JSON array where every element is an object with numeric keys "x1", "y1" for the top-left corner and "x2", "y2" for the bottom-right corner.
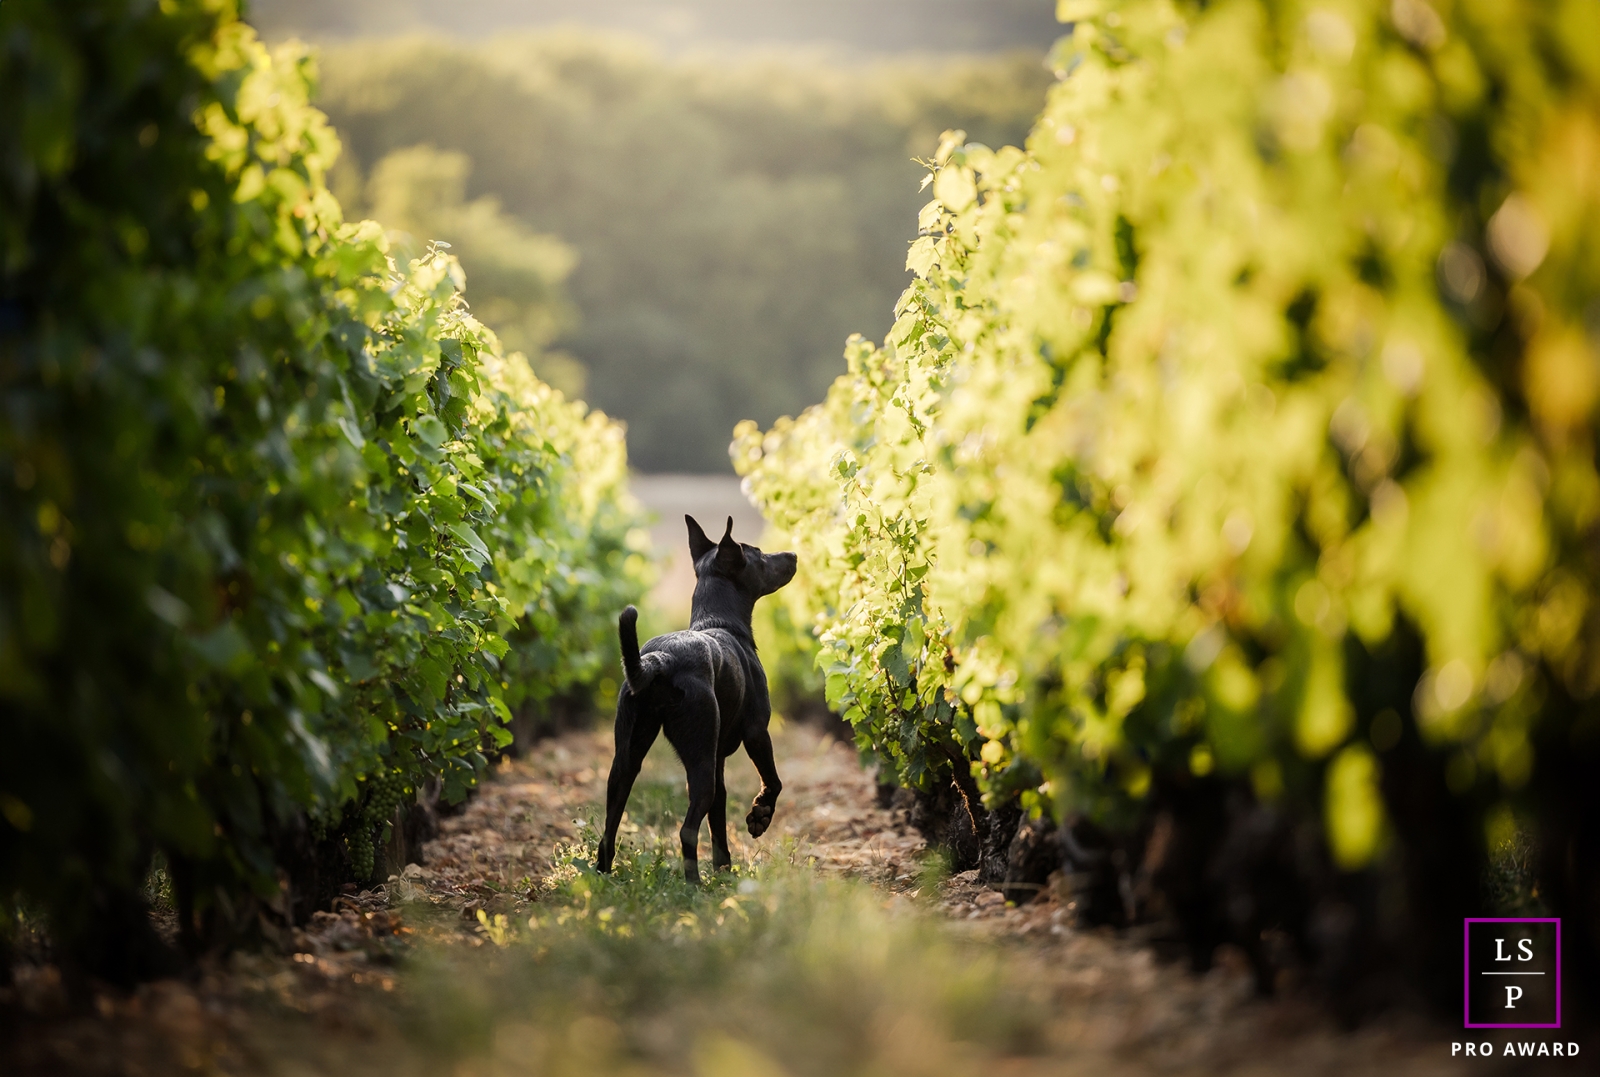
[{"x1": 1505, "y1": 985, "x2": 1523, "y2": 1009}]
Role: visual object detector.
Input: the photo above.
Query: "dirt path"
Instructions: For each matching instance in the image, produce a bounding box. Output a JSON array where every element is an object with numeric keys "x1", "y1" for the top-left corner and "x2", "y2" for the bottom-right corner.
[{"x1": 2, "y1": 722, "x2": 1502, "y2": 1076}]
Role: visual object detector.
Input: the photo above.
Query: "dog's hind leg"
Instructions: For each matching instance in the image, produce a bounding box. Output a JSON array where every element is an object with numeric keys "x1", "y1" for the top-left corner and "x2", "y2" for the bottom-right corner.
[
  {"x1": 598, "y1": 692, "x2": 660, "y2": 874},
  {"x1": 742, "y1": 726, "x2": 783, "y2": 838},
  {"x1": 709, "y1": 755, "x2": 731, "y2": 871},
  {"x1": 679, "y1": 753, "x2": 717, "y2": 885},
  {"x1": 668, "y1": 685, "x2": 719, "y2": 884}
]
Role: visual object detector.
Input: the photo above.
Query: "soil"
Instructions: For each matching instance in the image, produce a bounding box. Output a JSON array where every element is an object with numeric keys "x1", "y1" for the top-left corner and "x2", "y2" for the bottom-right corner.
[{"x1": 0, "y1": 722, "x2": 1529, "y2": 1075}]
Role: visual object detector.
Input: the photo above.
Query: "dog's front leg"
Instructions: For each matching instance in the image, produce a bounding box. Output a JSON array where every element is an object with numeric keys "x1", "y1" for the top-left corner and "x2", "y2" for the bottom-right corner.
[{"x1": 742, "y1": 726, "x2": 783, "y2": 838}]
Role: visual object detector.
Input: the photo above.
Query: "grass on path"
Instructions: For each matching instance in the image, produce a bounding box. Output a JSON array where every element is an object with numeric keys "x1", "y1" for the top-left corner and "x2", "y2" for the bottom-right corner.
[{"x1": 5, "y1": 722, "x2": 1476, "y2": 1077}]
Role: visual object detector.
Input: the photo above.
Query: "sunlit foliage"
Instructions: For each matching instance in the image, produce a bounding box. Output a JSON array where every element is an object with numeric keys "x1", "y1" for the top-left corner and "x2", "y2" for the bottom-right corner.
[
  {"x1": 739, "y1": 0, "x2": 1600, "y2": 881},
  {"x1": 364, "y1": 145, "x2": 585, "y2": 397}
]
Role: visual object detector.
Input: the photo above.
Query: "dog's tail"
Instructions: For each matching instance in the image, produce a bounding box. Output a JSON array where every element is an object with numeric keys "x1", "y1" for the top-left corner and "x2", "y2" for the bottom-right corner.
[{"x1": 619, "y1": 605, "x2": 654, "y2": 693}]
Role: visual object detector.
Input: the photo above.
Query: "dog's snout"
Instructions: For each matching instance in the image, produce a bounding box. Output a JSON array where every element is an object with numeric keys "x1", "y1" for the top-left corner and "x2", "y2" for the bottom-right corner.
[{"x1": 773, "y1": 551, "x2": 797, "y2": 585}]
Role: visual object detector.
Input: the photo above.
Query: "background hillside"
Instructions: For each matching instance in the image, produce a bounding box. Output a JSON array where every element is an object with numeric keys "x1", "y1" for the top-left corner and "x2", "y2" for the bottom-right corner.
[
  {"x1": 247, "y1": 0, "x2": 1062, "y2": 53},
  {"x1": 306, "y1": 36, "x2": 1053, "y2": 471}
]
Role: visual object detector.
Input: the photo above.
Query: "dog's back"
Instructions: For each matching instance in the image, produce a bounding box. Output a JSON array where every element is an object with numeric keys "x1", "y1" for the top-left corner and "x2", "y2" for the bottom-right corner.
[
  {"x1": 620, "y1": 603, "x2": 748, "y2": 698},
  {"x1": 620, "y1": 607, "x2": 757, "y2": 753}
]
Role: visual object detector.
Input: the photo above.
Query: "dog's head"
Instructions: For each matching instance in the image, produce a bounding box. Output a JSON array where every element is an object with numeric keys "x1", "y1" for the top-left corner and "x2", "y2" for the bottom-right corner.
[{"x1": 685, "y1": 515, "x2": 797, "y2": 597}]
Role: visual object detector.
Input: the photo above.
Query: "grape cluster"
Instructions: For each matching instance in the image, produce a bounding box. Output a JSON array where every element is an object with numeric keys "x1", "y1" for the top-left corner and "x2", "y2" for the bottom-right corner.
[
  {"x1": 345, "y1": 770, "x2": 409, "y2": 882},
  {"x1": 362, "y1": 769, "x2": 407, "y2": 832},
  {"x1": 346, "y1": 826, "x2": 375, "y2": 881}
]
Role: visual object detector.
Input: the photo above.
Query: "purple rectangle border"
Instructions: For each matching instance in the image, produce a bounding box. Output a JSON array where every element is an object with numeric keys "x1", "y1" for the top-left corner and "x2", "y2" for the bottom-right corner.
[{"x1": 1464, "y1": 917, "x2": 1562, "y2": 1029}]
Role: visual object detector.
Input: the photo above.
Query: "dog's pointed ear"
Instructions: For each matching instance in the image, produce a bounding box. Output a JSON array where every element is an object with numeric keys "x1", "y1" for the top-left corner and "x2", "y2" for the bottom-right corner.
[
  {"x1": 715, "y1": 516, "x2": 745, "y2": 570},
  {"x1": 686, "y1": 515, "x2": 715, "y2": 562}
]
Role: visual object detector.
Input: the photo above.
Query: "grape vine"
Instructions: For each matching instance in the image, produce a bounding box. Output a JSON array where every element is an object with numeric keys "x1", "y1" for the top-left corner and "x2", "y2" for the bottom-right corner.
[
  {"x1": 739, "y1": 0, "x2": 1600, "y2": 896},
  {"x1": 1, "y1": 0, "x2": 648, "y2": 945}
]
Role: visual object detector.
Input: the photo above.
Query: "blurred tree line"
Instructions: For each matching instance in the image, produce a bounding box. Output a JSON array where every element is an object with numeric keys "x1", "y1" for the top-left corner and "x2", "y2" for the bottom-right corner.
[
  {"x1": 311, "y1": 35, "x2": 1051, "y2": 472},
  {"x1": 248, "y1": 0, "x2": 1063, "y2": 57}
]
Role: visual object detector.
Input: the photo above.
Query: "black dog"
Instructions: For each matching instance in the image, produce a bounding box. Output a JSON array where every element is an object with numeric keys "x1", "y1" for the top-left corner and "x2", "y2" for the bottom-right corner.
[{"x1": 597, "y1": 515, "x2": 797, "y2": 883}]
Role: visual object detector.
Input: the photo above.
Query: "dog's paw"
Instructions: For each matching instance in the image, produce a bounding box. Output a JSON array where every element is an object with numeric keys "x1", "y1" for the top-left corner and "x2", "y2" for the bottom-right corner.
[{"x1": 746, "y1": 803, "x2": 775, "y2": 838}]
